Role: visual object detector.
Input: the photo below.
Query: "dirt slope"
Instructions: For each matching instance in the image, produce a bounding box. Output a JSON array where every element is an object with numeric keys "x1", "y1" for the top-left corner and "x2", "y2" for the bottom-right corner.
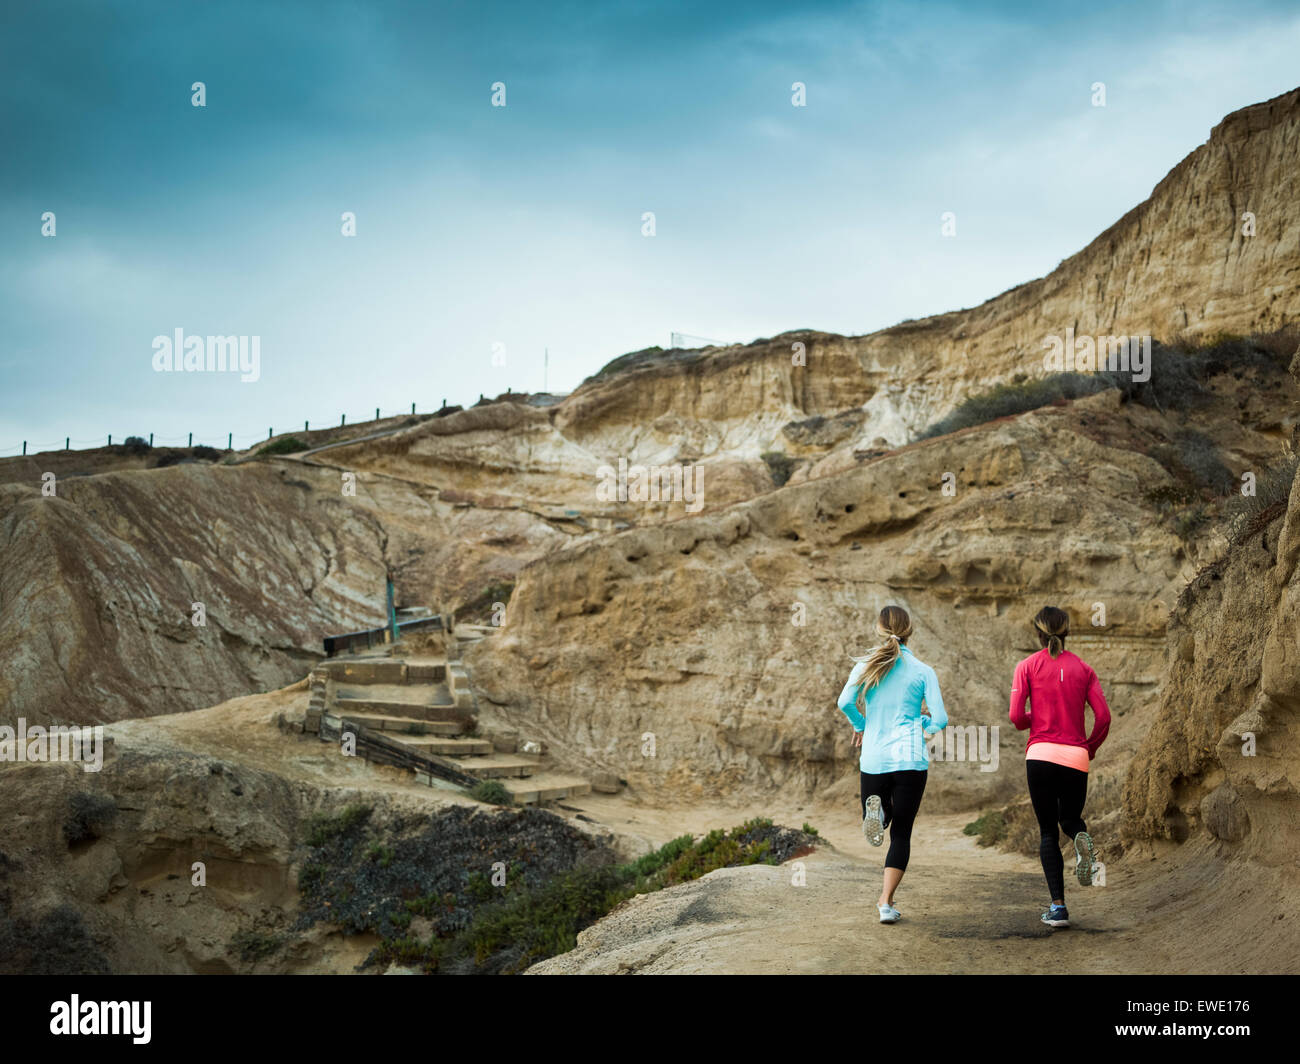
[{"x1": 527, "y1": 803, "x2": 1299, "y2": 975}]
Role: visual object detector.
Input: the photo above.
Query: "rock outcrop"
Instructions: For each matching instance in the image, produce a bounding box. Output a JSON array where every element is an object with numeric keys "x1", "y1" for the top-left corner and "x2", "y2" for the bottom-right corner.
[
  {"x1": 471, "y1": 364, "x2": 1295, "y2": 817},
  {"x1": 1122, "y1": 442, "x2": 1300, "y2": 860},
  {"x1": 0, "y1": 459, "x2": 577, "y2": 725}
]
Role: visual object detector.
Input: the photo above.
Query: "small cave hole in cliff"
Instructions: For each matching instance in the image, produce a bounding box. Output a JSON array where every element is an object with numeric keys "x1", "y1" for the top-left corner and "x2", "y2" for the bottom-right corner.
[{"x1": 1165, "y1": 807, "x2": 1191, "y2": 843}]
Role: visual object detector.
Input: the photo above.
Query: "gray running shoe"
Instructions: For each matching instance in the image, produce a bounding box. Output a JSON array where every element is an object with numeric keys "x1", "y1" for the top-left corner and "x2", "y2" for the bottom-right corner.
[
  {"x1": 1074, "y1": 832, "x2": 1097, "y2": 887},
  {"x1": 862, "y1": 795, "x2": 885, "y2": 847}
]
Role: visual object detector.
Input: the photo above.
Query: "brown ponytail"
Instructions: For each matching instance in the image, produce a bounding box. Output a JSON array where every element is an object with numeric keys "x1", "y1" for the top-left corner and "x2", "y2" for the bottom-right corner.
[
  {"x1": 853, "y1": 605, "x2": 913, "y2": 712},
  {"x1": 1033, "y1": 606, "x2": 1070, "y2": 658}
]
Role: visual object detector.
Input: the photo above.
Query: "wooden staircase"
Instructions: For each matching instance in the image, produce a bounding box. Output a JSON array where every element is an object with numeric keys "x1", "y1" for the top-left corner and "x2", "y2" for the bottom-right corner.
[{"x1": 303, "y1": 639, "x2": 592, "y2": 805}]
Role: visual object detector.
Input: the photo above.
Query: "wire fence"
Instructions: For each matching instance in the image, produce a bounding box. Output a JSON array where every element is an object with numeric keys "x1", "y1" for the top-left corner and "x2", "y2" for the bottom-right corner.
[{"x1": 0, "y1": 400, "x2": 462, "y2": 458}]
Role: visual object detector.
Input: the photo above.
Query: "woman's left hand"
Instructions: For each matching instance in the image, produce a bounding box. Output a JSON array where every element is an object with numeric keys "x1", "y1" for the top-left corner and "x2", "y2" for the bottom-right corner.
[{"x1": 852, "y1": 731, "x2": 863, "y2": 748}]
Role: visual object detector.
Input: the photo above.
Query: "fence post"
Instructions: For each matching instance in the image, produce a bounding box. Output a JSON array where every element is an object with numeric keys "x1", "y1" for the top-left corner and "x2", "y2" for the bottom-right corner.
[
  {"x1": 149, "y1": 433, "x2": 153, "y2": 447},
  {"x1": 108, "y1": 435, "x2": 112, "y2": 447},
  {"x1": 227, "y1": 432, "x2": 232, "y2": 449},
  {"x1": 341, "y1": 414, "x2": 346, "y2": 426},
  {"x1": 375, "y1": 407, "x2": 380, "y2": 421},
  {"x1": 22, "y1": 441, "x2": 26, "y2": 455},
  {"x1": 188, "y1": 432, "x2": 193, "y2": 447},
  {"x1": 269, "y1": 428, "x2": 273, "y2": 438},
  {"x1": 65, "y1": 438, "x2": 69, "y2": 450},
  {"x1": 411, "y1": 402, "x2": 415, "y2": 415},
  {"x1": 305, "y1": 420, "x2": 309, "y2": 431}
]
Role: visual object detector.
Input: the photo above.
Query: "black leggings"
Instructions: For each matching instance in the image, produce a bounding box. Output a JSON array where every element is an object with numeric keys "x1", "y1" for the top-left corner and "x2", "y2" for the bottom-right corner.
[
  {"x1": 859, "y1": 770, "x2": 928, "y2": 871},
  {"x1": 1026, "y1": 759, "x2": 1088, "y2": 902}
]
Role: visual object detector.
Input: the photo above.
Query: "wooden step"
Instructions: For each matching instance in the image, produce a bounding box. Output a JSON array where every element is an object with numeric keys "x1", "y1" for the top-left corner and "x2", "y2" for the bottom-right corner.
[
  {"x1": 502, "y1": 774, "x2": 593, "y2": 805},
  {"x1": 453, "y1": 753, "x2": 543, "y2": 779},
  {"x1": 334, "y1": 697, "x2": 465, "y2": 722},
  {"x1": 391, "y1": 736, "x2": 494, "y2": 756},
  {"x1": 335, "y1": 681, "x2": 452, "y2": 703},
  {"x1": 402, "y1": 659, "x2": 448, "y2": 682},
  {"x1": 327, "y1": 712, "x2": 460, "y2": 736}
]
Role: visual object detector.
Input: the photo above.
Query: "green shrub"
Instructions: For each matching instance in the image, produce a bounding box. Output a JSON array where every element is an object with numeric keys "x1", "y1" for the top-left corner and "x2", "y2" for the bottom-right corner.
[
  {"x1": 298, "y1": 861, "x2": 326, "y2": 891},
  {"x1": 921, "y1": 373, "x2": 1116, "y2": 439},
  {"x1": 1171, "y1": 504, "x2": 1211, "y2": 541},
  {"x1": 1171, "y1": 430, "x2": 1232, "y2": 493},
  {"x1": 191, "y1": 444, "x2": 221, "y2": 460},
  {"x1": 332, "y1": 817, "x2": 818, "y2": 975},
  {"x1": 63, "y1": 792, "x2": 117, "y2": 845},
  {"x1": 483, "y1": 581, "x2": 514, "y2": 604},
  {"x1": 0, "y1": 905, "x2": 111, "y2": 975},
  {"x1": 469, "y1": 780, "x2": 513, "y2": 806},
  {"x1": 801, "y1": 822, "x2": 819, "y2": 837},
  {"x1": 1148, "y1": 429, "x2": 1234, "y2": 527},
  {"x1": 455, "y1": 582, "x2": 516, "y2": 626},
  {"x1": 962, "y1": 810, "x2": 1007, "y2": 847},
  {"x1": 1124, "y1": 331, "x2": 1297, "y2": 412},
  {"x1": 1223, "y1": 452, "x2": 1299, "y2": 545},
  {"x1": 120, "y1": 436, "x2": 151, "y2": 455},
  {"x1": 303, "y1": 803, "x2": 372, "y2": 847},
  {"x1": 365, "y1": 842, "x2": 395, "y2": 868},
  {"x1": 258, "y1": 435, "x2": 309, "y2": 456},
  {"x1": 761, "y1": 451, "x2": 798, "y2": 486},
  {"x1": 230, "y1": 929, "x2": 284, "y2": 962}
]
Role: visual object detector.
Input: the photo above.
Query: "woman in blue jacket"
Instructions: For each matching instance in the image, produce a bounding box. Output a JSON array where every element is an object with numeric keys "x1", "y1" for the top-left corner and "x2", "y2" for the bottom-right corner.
[{"x1": 837, "y1": 605, "x2": 948, "y2": 923}]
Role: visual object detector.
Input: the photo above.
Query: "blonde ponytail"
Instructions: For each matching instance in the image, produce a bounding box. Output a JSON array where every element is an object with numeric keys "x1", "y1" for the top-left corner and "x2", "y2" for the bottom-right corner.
[{"x1": 853, "y1": 606, "x2": 913, "y2": 712}]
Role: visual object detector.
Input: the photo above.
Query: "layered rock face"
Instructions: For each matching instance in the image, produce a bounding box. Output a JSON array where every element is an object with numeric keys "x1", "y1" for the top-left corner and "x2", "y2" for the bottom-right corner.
[
  {"x1": 1, "y1": 462, "x2": 387, "y2": 725},
  {"x1": 1123, "y1": 442, "x2": 1300, "y2": 861},
  {"x1": 469, "y1": 368, "x2": 1295, "y2": 815},
  {"x1": 4, "y1": 88, "x2": 1298, "y2": 778},
  {"x1": 0, "y1": 459, "x2": 576, "y2": 726}
]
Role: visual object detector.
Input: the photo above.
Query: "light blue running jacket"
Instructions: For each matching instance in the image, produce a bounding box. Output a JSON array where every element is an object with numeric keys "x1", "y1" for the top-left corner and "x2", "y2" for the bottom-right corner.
[{"x1": 836, "y1": 645, "x2": 948, "y2": 773}]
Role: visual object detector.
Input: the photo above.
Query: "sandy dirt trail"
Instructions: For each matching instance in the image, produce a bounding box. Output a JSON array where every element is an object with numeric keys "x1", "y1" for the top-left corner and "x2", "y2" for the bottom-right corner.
[
  {"x1": 532, "y1": 796, "x2": 1200, "y2": 975},
  {"x1": 104, "y1": 692, "x2": 1289, "y2": 975}
]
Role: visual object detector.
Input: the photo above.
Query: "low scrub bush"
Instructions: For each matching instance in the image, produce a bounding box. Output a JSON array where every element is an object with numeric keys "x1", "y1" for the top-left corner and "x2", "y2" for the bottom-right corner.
[
  {"x1": 63, "y1": 792, "x2": 117, "y2": 846},
  {"x1": 297, "y1": 806, "x2": 818, "y2": 975},
  {"x1": 230, "y1": 930, "x2": 284, "y2": 962},
  {"x1": 761, "y1": 451, "x2": 799, "y2": 486},
  {"x1": 962, "y1": 810, "x2": 1007, "y2": 847},
  {"x1": 303, "y1": 803, "x2": 372, "y2": 847},
  {"x1": 1150, "y1": 429, "x2": 1233, "y2": 498},
  {"x1": 0, "y1": 905, "x2": 111, "y2": 975},
  {"x1": 920, "y1": 373, "x2": 1116, "y2": 438},
  {"x1": 258, "y1": 435, "x2": 308, "y2": 456},
  {"x1": 469, "y1": 780, "x2": 512, "y2": 806},
  {"x1": 1223, "y1": 451, "x2": 1299, "y2": 545}
]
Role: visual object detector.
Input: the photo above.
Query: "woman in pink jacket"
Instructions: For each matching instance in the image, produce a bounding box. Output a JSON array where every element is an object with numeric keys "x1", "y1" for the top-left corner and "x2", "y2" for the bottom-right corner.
[{"x1": 1009, "y1": 606, "x2": 1111, "y2": 929}]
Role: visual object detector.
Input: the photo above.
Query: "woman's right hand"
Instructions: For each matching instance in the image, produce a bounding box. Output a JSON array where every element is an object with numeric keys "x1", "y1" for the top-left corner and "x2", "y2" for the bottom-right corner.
[{"x1": 852, "y1": 730, "x2": 864, "y2": 749}]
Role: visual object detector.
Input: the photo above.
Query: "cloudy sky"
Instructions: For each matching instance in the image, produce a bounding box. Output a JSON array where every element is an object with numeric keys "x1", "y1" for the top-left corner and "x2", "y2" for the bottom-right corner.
[{"x1": 2, "y1": 0, "x2": 1298, "y2": 453}]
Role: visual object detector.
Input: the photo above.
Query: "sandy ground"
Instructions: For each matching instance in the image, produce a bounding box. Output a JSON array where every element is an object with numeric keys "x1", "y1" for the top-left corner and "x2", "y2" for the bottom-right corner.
[
  {"x1": 531, "y1": 795, "x2": 1164, "y2": 974},
  {"x1": 97, "y1": 689, "x2": 1297, "y2": 975},
  {"x1": 532, "y1": 792, "x2": 1298, "y2": 975}
]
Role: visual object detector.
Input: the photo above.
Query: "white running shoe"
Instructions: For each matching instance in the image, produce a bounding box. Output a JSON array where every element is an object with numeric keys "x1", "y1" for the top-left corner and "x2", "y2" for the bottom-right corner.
[
  {"x1": 878, "y1": 903, "x2": 901, "y2": 924},
  {"x1": 862, "y1": 795, "x2": 885, "y2": 847}
]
